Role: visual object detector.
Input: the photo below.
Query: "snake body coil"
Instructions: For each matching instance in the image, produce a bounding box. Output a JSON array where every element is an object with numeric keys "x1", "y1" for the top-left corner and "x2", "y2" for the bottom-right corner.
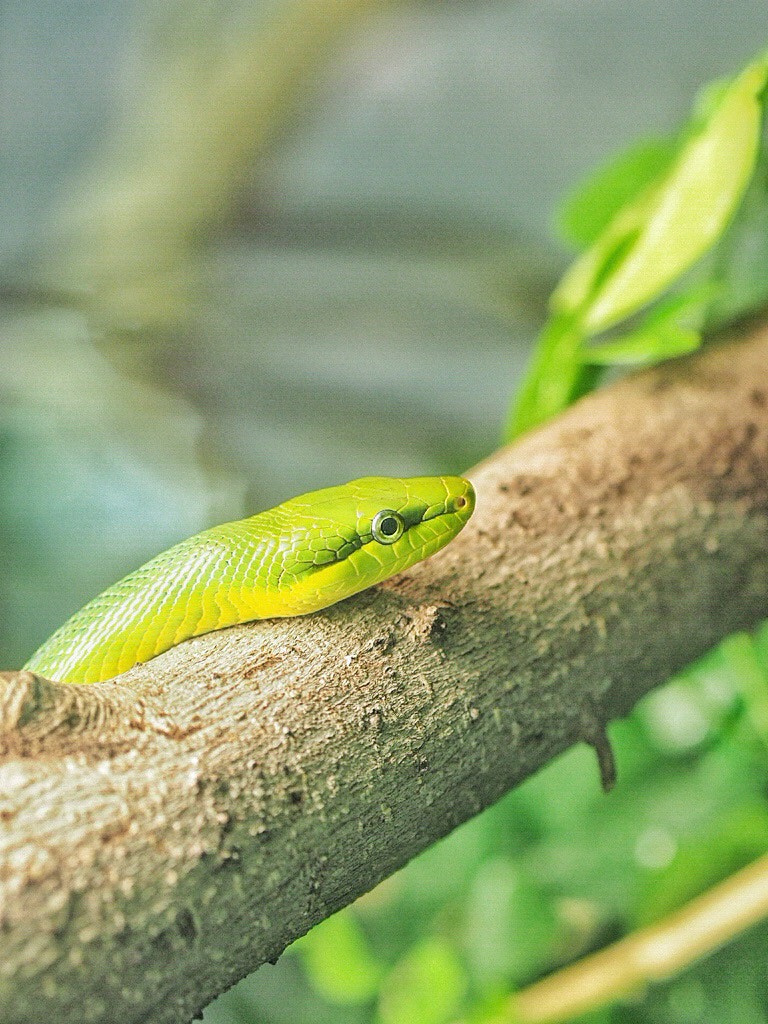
[{"x1": 25, "y1": 475, "x2": 475, "y2": 684}]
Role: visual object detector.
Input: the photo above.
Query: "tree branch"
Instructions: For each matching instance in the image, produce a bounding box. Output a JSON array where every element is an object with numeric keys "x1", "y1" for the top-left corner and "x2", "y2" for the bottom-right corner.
[{"x1": 2, "y1": 329, "x2": 768, "y2": 1024}]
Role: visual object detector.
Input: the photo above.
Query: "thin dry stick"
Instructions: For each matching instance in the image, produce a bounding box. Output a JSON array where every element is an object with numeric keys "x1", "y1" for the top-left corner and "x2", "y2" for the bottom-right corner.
[{"x1": 509, "y1": 853, "x2": 768, "y2": 1024}]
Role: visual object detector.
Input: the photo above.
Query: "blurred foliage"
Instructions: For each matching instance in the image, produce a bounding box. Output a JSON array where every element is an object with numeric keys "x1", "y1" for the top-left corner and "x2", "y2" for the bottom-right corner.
[
  {"x1": 507, "y1": 51, "x2": 768, "y2": 439},
  {"x1": 3, "y1": 2, "x2": 768, "y2": 1023}
]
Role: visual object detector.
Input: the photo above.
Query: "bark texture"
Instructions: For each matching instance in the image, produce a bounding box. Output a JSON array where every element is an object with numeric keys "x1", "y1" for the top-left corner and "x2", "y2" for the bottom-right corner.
[{"x1": 2, "y1": 329, "x2": 768, "y2": 1024}]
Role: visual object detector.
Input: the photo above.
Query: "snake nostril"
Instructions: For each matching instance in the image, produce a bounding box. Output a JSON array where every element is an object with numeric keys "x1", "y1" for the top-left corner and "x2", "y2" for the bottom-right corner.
[{"x1": 455, "y1": 496, "x2": 467, "y2": 509}]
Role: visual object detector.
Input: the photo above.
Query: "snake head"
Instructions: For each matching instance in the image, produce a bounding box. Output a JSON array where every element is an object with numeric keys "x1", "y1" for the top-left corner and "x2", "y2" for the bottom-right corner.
[{"x1": 272, "y1": 475, "x2": 476, "y2": 614}]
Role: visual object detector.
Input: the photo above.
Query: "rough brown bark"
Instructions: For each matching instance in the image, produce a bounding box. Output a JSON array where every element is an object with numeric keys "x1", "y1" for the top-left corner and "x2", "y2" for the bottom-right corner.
[{"x1": 1, "y1": 329, "x2": 767, "y2": 1024}]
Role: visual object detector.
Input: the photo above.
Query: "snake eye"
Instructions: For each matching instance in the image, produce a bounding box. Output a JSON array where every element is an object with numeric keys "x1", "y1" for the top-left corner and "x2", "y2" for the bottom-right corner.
[{"x1": 371, "y1": 509, "x2": 405, "y2": 545}]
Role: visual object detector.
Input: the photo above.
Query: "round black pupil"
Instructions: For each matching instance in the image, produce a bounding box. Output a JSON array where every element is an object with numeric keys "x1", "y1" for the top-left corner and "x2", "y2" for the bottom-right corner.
[{"x1": 380, "y1": 516, "x2": 399, "y2": 536}]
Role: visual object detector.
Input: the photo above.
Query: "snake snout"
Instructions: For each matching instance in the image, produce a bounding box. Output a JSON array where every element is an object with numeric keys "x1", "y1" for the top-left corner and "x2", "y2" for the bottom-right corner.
[{"x1": 444, "y1": 477, "x2": 476, "y2": 520}]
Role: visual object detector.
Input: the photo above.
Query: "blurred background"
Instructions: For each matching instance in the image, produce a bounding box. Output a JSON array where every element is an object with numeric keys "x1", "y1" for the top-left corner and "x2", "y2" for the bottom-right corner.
[{"x1": 3, "y1": 2, "x2": 768, "y2": 1022}]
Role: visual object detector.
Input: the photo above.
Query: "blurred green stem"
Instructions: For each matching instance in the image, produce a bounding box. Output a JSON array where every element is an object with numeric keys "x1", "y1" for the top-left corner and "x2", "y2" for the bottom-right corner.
[{"x1": 504, "y1": 314, "x2": 599, "y2": 440}]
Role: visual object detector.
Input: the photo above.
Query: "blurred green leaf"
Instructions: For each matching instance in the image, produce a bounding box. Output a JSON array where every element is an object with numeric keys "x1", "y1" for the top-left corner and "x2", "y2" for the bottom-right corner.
[
  {"x1": 457, "y1": 989, "x2": 514, "y2": 1024},
  {"x1": 703, "y1": 142, "x2": 768, "y2": 327},
  {"x1": 463, "y1": 859, "x2": 560, "y2": 985},
  {"x1": 553, "y1": 53, "x2": 768, "y2": 333},
  {"x1": 557, "y1": 138, "x2": 678, "y2": 250},
  {"x1": 717, "y1": 633, "x2": 768, "y2": 748},
  {"x1": 754, "y1": 621, "x2": 768, "y2": 666},
  {"x1": 632, "y1": 804, "x2": 768, "y2": 927},
  {"x1": 295, "y1": 912, "x2": 383, "y2": 1005},
  {"x1": 504, "y1": 313, "x2": 599, "y2": 438},
  {"x1": 583, "y1": 282, "x2": 719, "y2": 365},
  {"x1": 378, "y1": 938, "x2": 468, "y2": 1024},
  {"x1": 507, "y1": 49, "x2": 768, "y2": 441},
  {"x1": 583, "y1": 322, "x2": 700, "y2": 366}
]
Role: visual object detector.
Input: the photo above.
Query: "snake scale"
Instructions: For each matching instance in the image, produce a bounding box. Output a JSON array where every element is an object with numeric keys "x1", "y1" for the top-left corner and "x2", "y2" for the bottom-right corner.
[{"x1": 25, "y1": 475, "x2": 475, "y2": 684}]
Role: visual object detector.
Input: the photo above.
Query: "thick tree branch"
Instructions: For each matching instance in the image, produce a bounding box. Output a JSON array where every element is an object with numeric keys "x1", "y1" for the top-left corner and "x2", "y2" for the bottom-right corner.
[{"x1": 1, "y1": 329, "x2": 768, "y2": 1024}]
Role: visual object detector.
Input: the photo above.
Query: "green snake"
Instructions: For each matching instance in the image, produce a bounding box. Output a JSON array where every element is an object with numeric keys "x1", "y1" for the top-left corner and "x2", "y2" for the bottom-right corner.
[{"x1": 25, "y1": 475, "x2": 475, "y2": 685}]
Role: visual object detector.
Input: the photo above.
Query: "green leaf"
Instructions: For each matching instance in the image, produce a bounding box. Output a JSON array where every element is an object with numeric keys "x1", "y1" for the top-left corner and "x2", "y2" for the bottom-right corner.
[
  {"x1": 702, "y1": 142, "x2": 768, "y2": 328},
  {"x1": 463, "y1": 859, "x2": 560, "y2": 984},
  {"x1": 557, "y1": 138, "x2": 678, "y2": 250},
  {"x1": 505, "y1": 313, "x2": 599, "y2": 439},
  {"x1": 582, "y1": 323, "x2": 700, "y2": 366},
  {"x1": 378, "y1": 938, "x2": 468, "y2": 1024},
  {"x1": 584, "y1": 279, "x2": 722, "y2": 365},
  {"x1": 296, "y1": 911, "x2": 383, "y2": 1005},
  {"x1": 755, "y1": 620, "x2": 768, "y2": 668},
  {"x1": 507, "y1": 52, "x2": 768, "y2": 442},
  {"x1": 553, "y1": 53, "x2": 768, "y2": 334},
  {"x1": 718, "y1": 633, "x2": 768, "y2": 747}
]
